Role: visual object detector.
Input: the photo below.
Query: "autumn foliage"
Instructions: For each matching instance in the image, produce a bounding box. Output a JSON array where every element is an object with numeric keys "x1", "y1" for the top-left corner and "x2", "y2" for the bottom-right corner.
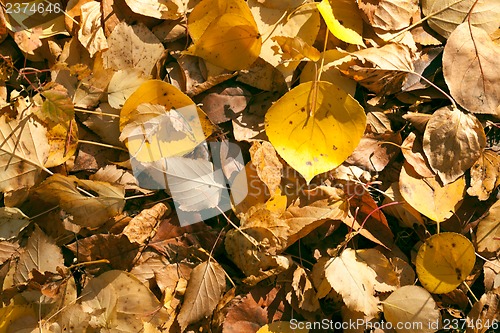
[{"x1": 0, "y1": 0, "x2": 499, "y2": 332}]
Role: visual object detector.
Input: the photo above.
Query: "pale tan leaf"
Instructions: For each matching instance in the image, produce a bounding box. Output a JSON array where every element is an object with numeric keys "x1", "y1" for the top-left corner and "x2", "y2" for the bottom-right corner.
[
  {"x1": 401, "y1": 132, "x2": 435, "y2": 178},
  {"x1": 383, "y1": 285, "x2": 440, "y2": 333},
  {"x1": 80, "y1": 270, "x2": 168, "y2": 331},
  {"x1": 0, "y1": 207, "x2": 30, "y2": 241},
  {"x1": 423, "y1": 106, "x2": 486, "y2": 185},
  {"x1": 107, "y1": 69, "x2": 148, "y2": 109},
  {"x1": 14, "y1": 225, "x2": 64, "y2": 284},
  {"x1": 0, "y1": 114, "x2": 50, "y2": 192},
  {"x1": 325, "y1": 248, "x2": 379, "y2": 316},
  {"x1": 124, "y1": 0, "x2": 184, "y2": 19},
  {"x1": 422, "y1": 0, "x2": 500, "y2": 39},
  {"x1": 358, "y1": 0, "x2": 418, "y2": 31},
  {"x1": 467, "y1": 150, "x2": 500, "y2": 200},
  {"x1": 382, "y1": 183, "x2": 424, "y2": 229},
  {"x1": 78, "y1": 1, "x2": 109, "y2": 57},
  {"x1": 250, "y1": 141, "x2": 283, "y2": 194},
  {"x1": 476, "y1": 200, "x2": 500, "y2": 254},
  {"x1": 466, "y1": 290, "x2": 500, "y2": 333},
  {"x1": 101, "y1": 22, "x2": 165, "y2": 75},
  {"x1": 177, "y1": 260, "x2": 226, "y2": 330},
  {"x1": 290, "y1": 265, "x2": 320, "y2": 312},
  {"x1": 443, "y1": 23, "x2": 500, "y2": 116}
]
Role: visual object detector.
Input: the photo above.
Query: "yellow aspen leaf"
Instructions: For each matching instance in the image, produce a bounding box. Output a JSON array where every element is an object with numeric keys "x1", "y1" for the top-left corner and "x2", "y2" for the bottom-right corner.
[
  {"x1": 185, "y1": 13, "x2": 262, "y2": 70},
  {"x1": 265, "y1": 81, "x2": 366, "y2": 183},
  {"x1": 317, "y1": 0, "x2": 365, "y2": 46},
  {"x1": 399, "y1": 162, "x2": 465, "y2": 223},
  {"x1": 120, "y1": 80, "x2": 214, "y2": 162},
  {"x1": 416, "y1": 232, "x2": 475, "y2": 294}
]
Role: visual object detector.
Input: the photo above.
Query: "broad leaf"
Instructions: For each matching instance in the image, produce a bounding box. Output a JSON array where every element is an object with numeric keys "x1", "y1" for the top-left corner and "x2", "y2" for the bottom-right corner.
[
  {"x1": 476, "y1": 200, "x2": 500, "y2": 254},
  {"x1": 317, "y1": 0, "x2": 364, "y2": 46},
  {"x1": 265, "y1": 81, "x2": 366, "y2": 183},
  {"x1": 0, "y1": 207, "x2": 30, "y2": 241}
]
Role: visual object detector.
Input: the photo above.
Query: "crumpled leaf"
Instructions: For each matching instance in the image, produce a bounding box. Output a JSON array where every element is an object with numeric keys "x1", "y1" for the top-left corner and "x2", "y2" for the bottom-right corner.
[
  {"x1": 265, "y1": 81, "x2": 366, "y2": 183},
  {"x1": 467, "y1": 150, "x2": 500, "y2": 200},
  {"x1": 443, "y1": 23, "x2": 500, "y2": 116},
  {"x1": 123, "y1": 203, "x2": 170, "y2": 244},
  {"x1": 250, "y1": 141, "x2": 283, "y2": 194},
  {"x1": 383, "y1": 285, "x2": 440, "y2": 333},
  {"x1": 416, "y1": 232, "x2": 475, "y2": 294},
  {"x1": 78, "y1": 1, "x2": 109, "y2": 57},
  {"x1": 35, "y1": 83, "x2": 75, "y2": 125},
  {"x1": 102, "y1": 22, "x2": 164, "y2": 75},
  {"x1": 358, "y1": 0, "x2": 418, "y2": 31},
  {"x1": 399, "y1": 162, "x2": 465, "y2": 223},
  {"x1": 80, "y1": 270, "x2": 168, "y2": 331},
  {"x1": 177, "y1": 260, "x2": 226, "y2": 331},
  {"x1": 423, "y1": 106, "x2": 486, "y2": 185},
  {"x1": 32, "y1": 174, "x2": 125, "y2": 228},
  {"x1": 272, "y1": 36, "x2": 320, "y2": 62},
  {"x1": 334, "y1": 43, "x2": 414, "y2": 95},
  {"x1": 422, "y1": 0, "x2": 500, "y2": 39},
  {"x1": 0, "y1": 207, "x2": 30, "y2": 241},
  {"x1": 325, "y1": 248, "x2": 379, "y2": 316},
  {"x1": 317, "y1": 0, "x2": 364, "y2": 46},
  {"x1": 289, "y1": 265, "x2": 320, "y2": 312}
]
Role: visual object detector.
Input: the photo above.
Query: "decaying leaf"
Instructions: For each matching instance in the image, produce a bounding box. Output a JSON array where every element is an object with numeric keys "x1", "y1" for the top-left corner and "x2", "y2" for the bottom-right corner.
[
  {"x1": 123, "y1": 203, "x2": 170, "y2": 244},
  {"x1": 177, "y1": 260, "x2": 226, "y2": 330},
  {"x1": 265, "y1": 81, "x2": 366, "y2": 183},
  {"x1": 32, "y1": 174, "x2": 125, "y2": 228},
  {"x1": 416, "y1": 232, "x2": 476, "y2": 294},
  {"x1": 324, "y1": 248, "x2": 379, "y2": 316},
  {"x1": 250, "y1": 141, "x2": 283, "y2": 194},
  {"x1": 78, "y1": 1, "x2": 109, "y2": 57},
  {"x1": 467, "y1": 150, "x2": 500, "y2": 200},
  {"x1": 383, "y1": 285, "x2": 440, "y2": 333},
  {"x1": 0, "y1": 207, "x2": 30, "y2": 240},
  {"x1": 358, "y1": 0, "x2": 418, "y2": 31},
  {"x1": 442, "y1": 23, "x2": 500, "y2": 116},
  {"x1": 423, "y1": 106, "x2": 486, "y2": 185},
  {"x1": 476, "y1": 200, "x2": 500, "y2": 254}
]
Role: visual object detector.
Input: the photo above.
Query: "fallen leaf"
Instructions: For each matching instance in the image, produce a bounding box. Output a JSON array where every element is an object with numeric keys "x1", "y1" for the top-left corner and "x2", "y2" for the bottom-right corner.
[
  {"x1": 78, "y1": 1, "x2": 109, "y2": 57},
  {"x1": 101, "y1": 22, "x2": 165, "y2": 75},
  {"x1": 14, "y1": 225, "x2": 64, "y2": 284},
  {"x1": 317, "y1": 0, "x2": 365, "y2": 46},
  {"x1": 476, "y1": 200, "x2": 500, "y2": 254},
  {"x1": 357, "y1": 248, "x2": 399, "y2": 293},
  {"x1": 422, "y1": 0, "x2": 500, "y2": 38},
  {"x1": 32, "y1": 174, "x2": 125, "y2": 228},
  {"x1": 416, "y1": 232, "x2": 476, "y2": 294},
  {"x1": 401, "y1": 132, "x2": 435, "y2": 178},
  {"x1": 250, "y1": 141, "x2": 283, "y2": 194},
  {"x1": 358, "y1": 0, "x2": 418, "y2": 31},
  {"x1": 467, "y1": 150, "x2": 500, "y2": 200},
  {"x1": 289, "y1": 265, "x2": 320, "y2": 312},
  {"x1": 123, "y1": 203, "x2": 170, "y2": 244},
  {"x1": 334, "y1": 43, "x2": 414, "y2": 95},
  {"x1": 257, "y1": 321, "x2": 309, "y2": 333},
  {"x1": 383, "y1": 285, "x2": 440, "y2": 333},
  {"x1": 466, "y1": 290, "x2": 500, "y2": 333},
  {"x1": 107, "y1": 69, "x2": 148, "y2": 109},
  {"x1": 80, "y1": 270, "x2": 168, "y2": 330},
  {"x1": 265, "y1": 81, "x2": 366, "y2": 183},
  {"x1": 325, "y1": 248, "x2": 379, "y2": 316},
  {"x1": 399, "y1": 162, "x2": 465, "y2": 223},
  {"x1": 0, "y1": 207, "x2": 30, "y2": 241},
  {"x1": 383, "y1": 182, "x2": 425, "y2": 229},
  {"x1": 177, "y1": 260, "x2": 226, "y2": 330},
  {"x1": 442, "y1": 23, "x2": 500, "y2": 116},
  {"x1": 124, "y1": 0, "x2": 184, "y2": 19},
  {"x1": 0, "y1": 113, "x2": 50, "y2": 193},
  {"x1": 272, "y1": 36, "x2": 321, "y2": 62},
  {"x1": 423, "y1": 106, "x2": 486, "y2": 185},
  {"x1": 345, "y1": 132, "x2": 402, "y2": 172}
]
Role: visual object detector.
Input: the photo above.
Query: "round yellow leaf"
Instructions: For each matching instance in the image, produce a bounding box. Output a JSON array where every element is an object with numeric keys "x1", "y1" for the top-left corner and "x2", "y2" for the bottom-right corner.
[
  {"x1": 416, "y1": 232, "x2": 475, "y2": 294},
  {"x1": 257, "y1": 321, "x2": 309, "y2": 333},
  {"x1": 186, "y1": 13, "x2": 262, "y2": 70},
  {"x1": 265, "y1": 81, "x2": 366, "y2": 183},
  {"x1": 120, "y1": 80, "x2": 214, "y2": 162}
]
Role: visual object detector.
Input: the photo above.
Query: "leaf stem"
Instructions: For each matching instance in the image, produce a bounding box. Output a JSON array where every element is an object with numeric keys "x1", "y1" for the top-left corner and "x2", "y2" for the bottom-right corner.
[{"x1": 78, "y1": 139, "x2": 128, "y2": 152}]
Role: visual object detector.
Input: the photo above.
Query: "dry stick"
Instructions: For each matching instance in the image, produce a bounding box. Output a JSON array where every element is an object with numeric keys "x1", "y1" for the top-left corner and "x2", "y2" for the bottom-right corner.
[
  {"x1": 74, "y1": 107, "x2": 121, "y2": 118},
  {"x1": 78, "y1": 139, "x2": 129, "y2": 152}
]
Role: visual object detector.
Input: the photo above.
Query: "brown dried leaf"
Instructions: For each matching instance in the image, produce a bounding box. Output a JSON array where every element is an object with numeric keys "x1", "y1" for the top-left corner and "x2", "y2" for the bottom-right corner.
[
  {"x1": 196, "y1": 84, "x2": 251, "y2": 124},
  {"x1": 250, "y1": 141, "x2": 283, "y2": 194},
  {"x1": 177, "y1": 260, "x2": 226, "y2": 330},
  {"x1": 14, "y1": 225, "x2": 64, "y2": 284},
  {"x1": 346, "y1": 132, "x2": 402, "y2": 172},
  {"x1": 335, "y1": 43, "x2": 414, "y2": 95},
  {"x1": 124, "y1": 0, "x2": 184, "y2": 19},
  {"x1": 466, "y1": 289, "x2": 500, "y2": 333},
  {"x1": 476, "y1": 200, "x2": 500, "y2": 255},
  {"x1": 356, "y1": 248, "x2": 399, "y2": 293},
  {"x1": 358, "y1": 0, "x2": 418, "y2": 31},
  {"x1": 122, "y1": 203, "x2": 170, "y2": 244},
  {"x1": 382, "y1": 183, "x2": 424, "y2": 229},
  {"x1": 78, "y1": 1, "x2": 109, "y2": 57},
  {"x1": 401, "y1": 132, "x2": 435, "y2": 178},
  {"x1": 443, "y1": 23, "x2": 500, "y2": 116},
  {"x1": 290, "y1": 265, "x2": 320, "y2": 312},
  {"x1": 423, "y1": 106, "x2": 486, "y2": 185},
  {"x1": 467, "y1": 150, "x2": 500, "y2": 200}
]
